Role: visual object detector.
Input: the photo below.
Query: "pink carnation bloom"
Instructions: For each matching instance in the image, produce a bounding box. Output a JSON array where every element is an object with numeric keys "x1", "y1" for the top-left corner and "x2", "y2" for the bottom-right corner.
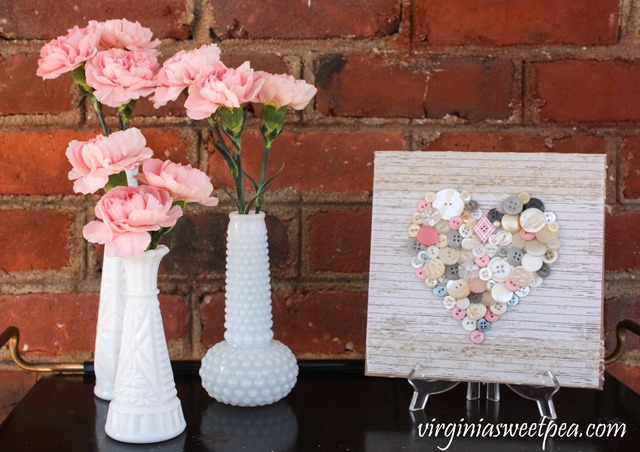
[
  {"x1": 222, "y1": 62, "x2": 263, "y2": 104},
  {"x1": 153, "y1": 44, "x2": 222, "y2": 108},
  {"x1": 89, "y1": 19, "x2": 160, "y2": 54},
  {"x1": 83, "y1": 185, "x2": 183, "y2": 257},
  {"x1": 36, "y1": 25, "x2": 100, "y2": 79},
  {"x1": 137, "y1": 159, "x2": 219, "y2": 206},
  {"x1": 66, "y1": 128, "x2": 154, "y2": 194},
  {"x1": 85, "y1": 48, "x2": 159, "y2": 107},
  {"x1": 258, "y1": 73, "x2": 317, "y2": 110},
  {"x1": 184, "y1": 65, "x2": 239, "y2": 120}
]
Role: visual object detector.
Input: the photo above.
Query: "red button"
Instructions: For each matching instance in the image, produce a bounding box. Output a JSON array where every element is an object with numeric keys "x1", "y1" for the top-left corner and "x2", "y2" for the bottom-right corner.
[
  {"x1": 520, "y1": 229, "x2": 536, "y2": 241},
  {"x1": 485, "y1": 311, "x2": 500, "y2": 323},
  {"x1": 417, "y1": 226, "x2": 439, "y2": 246}
]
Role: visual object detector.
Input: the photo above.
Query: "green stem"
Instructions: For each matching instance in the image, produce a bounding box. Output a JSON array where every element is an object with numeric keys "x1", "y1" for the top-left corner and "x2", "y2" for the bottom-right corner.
[
  {"x1": 255, "y1": 140, "x2": 272, "y2": 214},
  {"x1": 90, "y1": 98, "x2": 110, "y2": 136}
]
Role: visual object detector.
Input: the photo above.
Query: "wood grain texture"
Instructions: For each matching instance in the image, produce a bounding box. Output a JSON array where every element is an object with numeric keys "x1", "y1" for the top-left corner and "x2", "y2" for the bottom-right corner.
[{"x1": 366, "y1": 151, "x2": 606, "y2": 389}]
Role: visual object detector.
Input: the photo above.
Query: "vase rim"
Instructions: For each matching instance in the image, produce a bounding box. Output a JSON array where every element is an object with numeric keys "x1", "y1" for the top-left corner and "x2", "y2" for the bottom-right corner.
[{"x1": 229, "y1": 211, "x2": 266, "y2": 220}]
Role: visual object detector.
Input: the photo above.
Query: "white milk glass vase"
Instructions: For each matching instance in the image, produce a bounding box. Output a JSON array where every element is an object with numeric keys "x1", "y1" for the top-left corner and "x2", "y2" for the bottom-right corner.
[
  {"x1": 105, "y1": 245, "x2": 186, "y2": 443},
  {"x1": 93, "y1": 169, "x2": 138, "y2": 401},
  {"x1": 200, "y1": 211, "x2": 298, "y2": 407}
]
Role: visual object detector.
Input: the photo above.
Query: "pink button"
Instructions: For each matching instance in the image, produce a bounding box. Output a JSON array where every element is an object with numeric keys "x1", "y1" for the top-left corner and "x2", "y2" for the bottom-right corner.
[
  {"x1": 448, "y1": 216, "x2": 463, "y2": 230},
  {"x1": 505, "y1": 278, "x2": 519, "y2": 292},
  {"x1": 415, "y1": 268, "x2": 427, "y2": 280},
  {"x1": 520, "y1": 229, "x2": 536, "y2": 241},
  {"x1": 467, "y1": 278, "x2": 486, "y2": 294},
  {"x1": 417, "y1": 226, "x2": 439, "y2": 246},
  {"x1": 470, "y1": 330, "x2": 485, "y2": 344},
  {"x1": 451, "y1": 307, "x2": 466, "y2": 320},
  {"x1": 417, "y1": 200, "x2": 431, "y2": 212},
  {"x1": 474, "y1": 255, "x2": 490, "y2": 267},
  {"x1": 485, "y1": 311, "x2": 500, "y2": 323}
]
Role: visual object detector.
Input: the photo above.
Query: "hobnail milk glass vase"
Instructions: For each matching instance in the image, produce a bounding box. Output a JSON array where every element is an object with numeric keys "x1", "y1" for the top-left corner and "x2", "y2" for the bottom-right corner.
[
  {"x1": 105, "y1": 245, "x2": 186, "y2": 443},
  {"x1": 93, "y1": 169, "x2": 138, "y2": 401},
  {"x1": 200, "y1": 211, "x2": 298, "y2": 407}
]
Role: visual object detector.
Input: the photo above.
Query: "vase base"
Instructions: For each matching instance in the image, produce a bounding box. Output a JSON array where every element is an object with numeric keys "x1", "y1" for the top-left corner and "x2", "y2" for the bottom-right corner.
[
  {"x1": 105, "y1": 396, "x2": 186, "y2": 443},
  {"x1": 93, "y1": 385, "x2": 113, "y2": 401},
  {"x1": 200, "y1": 340, "x2": 298, "y2": 407}
]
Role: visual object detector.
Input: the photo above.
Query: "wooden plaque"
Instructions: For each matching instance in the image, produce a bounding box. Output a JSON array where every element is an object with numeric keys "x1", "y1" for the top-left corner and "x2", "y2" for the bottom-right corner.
[{"x1": 366, "y1": 151, "x2": 606, "y2": 389}]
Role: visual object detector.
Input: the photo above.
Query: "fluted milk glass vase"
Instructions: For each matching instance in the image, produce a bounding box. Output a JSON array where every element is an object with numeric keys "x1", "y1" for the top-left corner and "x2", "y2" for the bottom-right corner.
[
  {"x1": 200, "y1": 211, "x2": 298, "y2": 407},
  {"x1": 105, "y1": 245, "x2": 186, "y2": 443}
]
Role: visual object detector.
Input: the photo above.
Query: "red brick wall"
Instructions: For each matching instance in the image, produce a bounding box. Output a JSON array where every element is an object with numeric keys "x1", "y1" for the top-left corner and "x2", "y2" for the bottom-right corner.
[{"x1": 0, "y1": 0, "x2": 638, "y2": 364}]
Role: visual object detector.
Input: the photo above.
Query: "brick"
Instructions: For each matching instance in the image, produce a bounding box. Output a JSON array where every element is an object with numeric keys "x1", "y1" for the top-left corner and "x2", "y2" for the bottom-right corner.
[
  {"x1": 0, "y1": 293, "x2": 186, "y2": 356},
  {"x1": 307, "y1": 208, "x2": 372, "y2": 273},
  {"x1": 423, "y1": 132, "x2": 605, "y2": 154},
  {"x1": 200, "y1": 290, "x2": 368, "y2": 355},
  {"x1": 211, "y1": 0, "x2": 400, "y2": 39},
  {"x1": 0, "y1": 209, "x2": 73, "y2": 272},
  {"x1": 605, "y1": 211, "x2": 640, "y2": 272},
  {"x1": 143, "y1": 128, "x2": 190, "y2": 163},
  {"x1": 316, "y1": 53, "x2": 427, "y2": 118},
  {"x1": 414, "y1": 0, "x2": 619, "y2": 46},
  {"x1": 316, "y1": 53, "x2": 513, "y2": 119},
  {"x1": 209, "y1": 130, "x2": 407, "y2": 193},
  {"x1": 161, "y1": 210, "x2": 295, "y2": 278},
  {"x1": 221, "y1": 53, "x2": 289, "y2": 74},
  {"x1": 0, "y1": 53, "x2": 74, "y2": 115},
  {"x1": 0, "y1": 0, "x2": 189, "y2": 40},
  {"x1": 621, "y1": 137, "x2": 640, "y2": 199},
  {"x1": 534, "y1": 60, "x2": 640, "y2": 122},
  {"x1": 273, "y1": 290, "x2": 368, "y2": 355},
  {"x1": 424, "y1": 59, "x2": 514, "y2": 120}
]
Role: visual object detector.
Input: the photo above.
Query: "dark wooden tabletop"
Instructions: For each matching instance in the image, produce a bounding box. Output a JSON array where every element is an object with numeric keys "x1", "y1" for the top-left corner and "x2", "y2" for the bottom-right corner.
[{"x1": 0, "y1": 362, "x2": 638, "y2": 451}]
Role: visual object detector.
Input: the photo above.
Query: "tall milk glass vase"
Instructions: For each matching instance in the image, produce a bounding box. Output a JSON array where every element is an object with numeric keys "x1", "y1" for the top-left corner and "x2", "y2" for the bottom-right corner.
[
  {"x1": 105, "y1": 245, "x2": 186, "y2": 443},
  {"x1": 200, "y1": 211, "x2": 298, "y2": 407}
]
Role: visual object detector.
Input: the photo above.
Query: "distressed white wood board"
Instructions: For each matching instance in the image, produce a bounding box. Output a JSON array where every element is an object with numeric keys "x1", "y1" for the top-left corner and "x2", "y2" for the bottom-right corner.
[{"x1": 366, "y1": 151, "x2": 606, "y2": 389}]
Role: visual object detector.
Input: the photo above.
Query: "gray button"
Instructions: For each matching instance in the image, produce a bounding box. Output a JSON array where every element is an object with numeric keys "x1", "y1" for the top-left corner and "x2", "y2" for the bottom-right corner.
[
  {"x1": 466, "y1": 200, "x2": 478, "y2": 211},
  {"x1": 497, "y1": 246, "x2": 509, "y2": 258},
  {"x1": 447, "y1": 230, "x2": 463, "y2": 249},
  {"x1": 468, "y1": 293, "x2": 483, "y2": 304},
  {"x1": 507, "y1": 247, "x2": 524, "y2": 266},
  {"x1": 502, "y1": 195, "x2": 524, "y2": 215},
  {"x1": 487, "y1": 208, "x2": 503, "y2": 223},
  {"x1": 537, "y1": 263, "x2": 551, "y2": 278},
  {"x1": 408, "y1": 239, "x2": 426, "y2": 255},
  {"x1": 445, "y1": 264, "x2": 460, "y2": 280}
]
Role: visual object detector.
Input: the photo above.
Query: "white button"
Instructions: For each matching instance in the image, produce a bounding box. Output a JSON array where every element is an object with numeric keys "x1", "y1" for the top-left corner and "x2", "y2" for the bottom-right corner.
[
  {"x1": 544, "y1": 211, "x2": 556, "y2": 223},
  {"x1": 447, "y1": 279, "x2": 471, "y2": 299},
  {"x1": 461, "y1": 238, "x2": 475, "y2": 250},
  {"x1": 442, "y1": 295, "x2": 456, "y2": 309},
  {"x1": 520, "y1": 208, "x2": 546, "y2": 233},
  {"x1": 488, "y1": 235, "x2": 499, "y2": 246},
  {"x1": 485, "y1": 279, "x2": 496, "y2": 291},
  {"x1": 458, "y1": 223, "x2": 473, "y2": 238},
  {"x1": 524, "y1": 239, "x2": 547, "y2": 256},
  {"x1": 484, "y1": 243, "x2": 498, "y2": 257},
  {"x1": 489, "y1": 302, "x2": 508, "y2": 315},
  {"x1": 472, "y1": 245, "x2": 486, "y2": 258},
  {"x1": 411, "y1": 256, "x2": 424, "y2": 268},
  {"x1": 479, "y1": 268, "x2": 492, "y2": 281},
  {"x1": 422, "y1": 207, "x2": 441, "y2": 227},
  {"x1": 529, "y1": 275, "x2": 543, "y2": 287},
  {"x1": 432, "y1": 189, "x2": 465, "y2": 220},
  {"x1": 461, "y1": 316, "x2": 477, "y2": 332},
  {"x1": 488, "y1": 258, "x2": 512, "y2": 282},
  {"x1": 497, "y1": 231, "x2": 512, "y2": 246},
  {"x1": 491, "y1": 282, "x2": 514, "y2": 304},
  {"x1": 426, "y1": 245, "x2": 440, "y2": 259},
  {"x1": 521, "y1": 253, "x2": 543, "y2": 272},
  {"x1": 515, "y1": 286, "x2": 530, "y2": 298},
  {"x1": 510, "y1": 266, "x2": 534, "y2": 287},
  {"x1": 471, "y1": 208, "x2": 484, "y2": 220},
  {"x1": 456, "y1": 297, "x2": 470, "y2": 310},
  {"x1": 460, "y1": 190, "x2": 471, "y2": 203}
]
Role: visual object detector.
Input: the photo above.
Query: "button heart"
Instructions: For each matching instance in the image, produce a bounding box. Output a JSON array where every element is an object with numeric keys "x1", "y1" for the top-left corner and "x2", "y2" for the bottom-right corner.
[{"x1": 408, "y1": 189, "x2": 561, "y2": 344}]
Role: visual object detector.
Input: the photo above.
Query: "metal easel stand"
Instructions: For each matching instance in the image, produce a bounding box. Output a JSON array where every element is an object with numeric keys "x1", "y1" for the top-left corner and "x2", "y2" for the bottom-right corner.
[{"x1": 408, "y1": 363, "x2": 560, "y2": 420}]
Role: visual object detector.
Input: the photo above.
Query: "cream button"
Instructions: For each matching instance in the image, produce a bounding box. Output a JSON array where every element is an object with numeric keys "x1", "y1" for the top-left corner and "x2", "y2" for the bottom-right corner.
[
  {"x1": 438, "y1": 247, "x2": 461, "y2": 265},
  {"x1": 435, "y1": 219, "x2": 451, "y2": 234},
  {"x1": 436, "y1": 234, "x2": 449, "y2": 248},
  {"x1": 408, "y1": 224, "x2": 420, "y2": 237},
  {"x1": 501, "y1": 214, "x2": 521, "y2": 233},
  {"x1": 422, "y1": 207, "x2": 441, "y2": 227},
  {"x1": 426, "y1": 245, "x2": 440, "y2": 259},
  {"x1": 489, "y1": 302, "x2": 508, "y2": 315},
  {"x1": 425, "y1": 191, "x2": 437, "y2": 202},
  {"x1": 432, "y1": 189, "x2": 465, "y2": 220},
  {"x1": 425, "y1": 277, "x2": 439, "y2": 289},
  {"x1": 520, "y1": 208, "x2": 546, "y2": 233},
  {"x1": 547, "y1": 238, "x2": 561, "y2": 250},
  {"x1": 510, "y1": 233, "x2": 526, "y2": 249},
  {"x1": 481, "y1": 291, "x2": 495, "y2": 306},
  {"x1": 521, "y1": 253, "x2": 543, "y2": 272},
  {"x1": 424, "y1": 259, "x2": 445, "y2": 278},
  {"x1": 547, "y1": 222, "x2": 560, "y2": 233},
  {"x1": 466, "y1": 303, "x2": 487, "y2": 320},
  {"x1": 510, "y1": 266, "x2": 534, "y2": 287},
  {"x1": 447, "y1": 279, "x2": 471, "y2": 299},
  {"x1": 543, "y1": 248, "x2": 558, "y2": 264},
  {"x1": 524, "y1": 239, "x2": 547, "y2": 256},
  {"x1": 411, "y1": 211, "x2": 423, "y2": 225},
  {"x1": 491, "y1": 282, "x2": 514, "y2": 304},
  {"x1": 535, "y1": 226, "x2": 557, "y2": 244},
  {"x1": 518, "y1": 192, "x2": 531, "y2": 204},
  {"x1": 462, "y1": 316, "x2": 477, "y2": 332}
]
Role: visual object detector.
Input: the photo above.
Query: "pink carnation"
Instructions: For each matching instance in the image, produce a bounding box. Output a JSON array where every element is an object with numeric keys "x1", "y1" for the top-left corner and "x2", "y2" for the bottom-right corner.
[
  {"x1": 258, "y1": 73, "x2": 317, "y2": 110},
  {"x1": 90, "y1": 19, "x2": 159, "y2": 54},
  {"x1": 137, "y1": 159, "x2": 219, "y2": 206},
  {"x1": 83, "y1": 185, "x2": 183, "y2": 257},
  {"x1": 36, "y1": 25, "x2": 100, "y2": 79},
  {"x1": 222, "y1": 62, "x2": 263, "y2": 104},
  {"x1": 66, "y1": 128, "x2": 154, "y2": 194},
  {"x1": 153, "y1": 44, "x2": 222, "y2": 108},
  {"x1": 184, "y1": 65, "x2": 239, "y2": 120},
  {"x1": 85, "y1": 48, "x2": 159, "y2": 107}
]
